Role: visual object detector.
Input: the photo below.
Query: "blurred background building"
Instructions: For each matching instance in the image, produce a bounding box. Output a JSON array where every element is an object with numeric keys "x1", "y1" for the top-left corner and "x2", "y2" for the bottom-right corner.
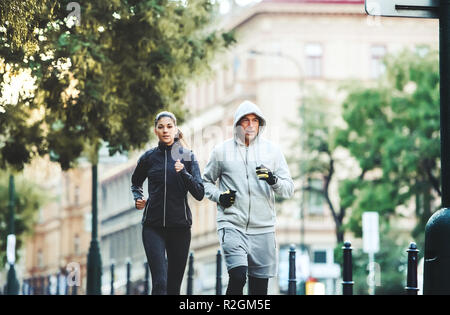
[
  {"x1": 19, "y1": 0, "x2": 438, "y2": 295},
  {"x1": 19, "y1": 158, "x2": 93, "y2": 295}
]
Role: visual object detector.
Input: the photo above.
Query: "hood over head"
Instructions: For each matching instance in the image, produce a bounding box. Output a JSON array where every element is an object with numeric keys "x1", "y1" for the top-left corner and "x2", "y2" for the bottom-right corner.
[{"x1": 233, "y1": 100, "x2": 266, "y2": 145}]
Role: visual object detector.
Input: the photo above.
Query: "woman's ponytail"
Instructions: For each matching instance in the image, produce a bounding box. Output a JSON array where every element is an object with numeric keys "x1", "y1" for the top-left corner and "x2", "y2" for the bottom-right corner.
[{"x1": 176, "y1": 128, "x2": 190, "y2": 150}]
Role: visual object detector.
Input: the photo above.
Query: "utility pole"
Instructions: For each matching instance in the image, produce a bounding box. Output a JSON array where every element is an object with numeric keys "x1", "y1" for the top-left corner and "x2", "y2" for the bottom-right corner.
[
  {"x1": 6, "y1": 175, "x2": 19, "y2": 295},
  {"x1": 86, "y1": 164, "x2": 102, "y2": 294}
]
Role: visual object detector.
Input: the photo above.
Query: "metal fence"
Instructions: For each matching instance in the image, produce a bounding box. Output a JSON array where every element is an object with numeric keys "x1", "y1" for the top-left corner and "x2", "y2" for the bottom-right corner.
[{"x1": 2, "y1": 242, "x2": 419, "y2": 295}]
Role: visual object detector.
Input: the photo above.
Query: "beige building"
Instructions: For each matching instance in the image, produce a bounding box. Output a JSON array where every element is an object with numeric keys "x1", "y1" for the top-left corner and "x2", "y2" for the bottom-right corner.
[{"x1": 20, "y1": 157, "x2": 93, "y2": 294}]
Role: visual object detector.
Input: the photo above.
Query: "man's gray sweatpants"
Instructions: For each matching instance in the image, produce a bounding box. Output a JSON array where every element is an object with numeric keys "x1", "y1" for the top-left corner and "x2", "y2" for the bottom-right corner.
[{"x1": 218, "y1": 227, "x2": 277, "y2": 278}]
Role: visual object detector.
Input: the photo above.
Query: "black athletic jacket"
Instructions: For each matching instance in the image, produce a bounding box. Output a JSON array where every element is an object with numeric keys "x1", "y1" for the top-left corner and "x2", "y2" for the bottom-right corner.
[{"x1": 131, "y1": 139, "x2": 204, "y2": 227}]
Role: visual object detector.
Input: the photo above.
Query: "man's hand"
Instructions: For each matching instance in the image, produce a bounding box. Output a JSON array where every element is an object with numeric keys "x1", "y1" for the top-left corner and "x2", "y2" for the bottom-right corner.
[
  {"x1": 219, "y1": 190, "x2": 236, "y2": 208},
  {"x1": 135, "y1": 198, "x2": 146, "y2": 210},
  {"x1": 256, "y1": 165, "x2": 277, "y2": 185}
]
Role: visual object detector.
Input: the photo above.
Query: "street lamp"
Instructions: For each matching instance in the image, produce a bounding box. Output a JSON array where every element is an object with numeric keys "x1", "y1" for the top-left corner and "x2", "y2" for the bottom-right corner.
[
  {"x1": 85, "y1": 144, "x2": 125, "y2": 295},
  {"x1": 86, "y1": 163, "x2": 102, "y2": 295},
  {"x1": 248, "y1": 49, "x2": 305, "y2": 92},
  {"x1": 6, "y1": 174, "x2": 19, "y2": 295}
]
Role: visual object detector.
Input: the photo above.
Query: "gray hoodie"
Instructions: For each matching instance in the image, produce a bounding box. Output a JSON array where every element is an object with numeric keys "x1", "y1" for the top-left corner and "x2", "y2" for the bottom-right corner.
[{"x1": 202, "y1": 100, "x2": 294, "y2": 234}]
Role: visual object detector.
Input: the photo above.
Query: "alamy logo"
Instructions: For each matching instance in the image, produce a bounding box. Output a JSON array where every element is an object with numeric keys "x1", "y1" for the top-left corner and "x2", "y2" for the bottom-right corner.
[
  {"x1": 66, "y1": 2, "x2": 81, "y2": 26},
  {"x1": 66, "y1": 262, "x2": 81, "y2": 287}
]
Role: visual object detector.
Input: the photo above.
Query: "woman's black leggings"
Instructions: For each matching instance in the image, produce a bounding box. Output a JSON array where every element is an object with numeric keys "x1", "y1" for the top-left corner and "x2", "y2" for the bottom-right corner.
[{"x1": 142, "y1": 225, "x2": 191, "y2": 295}]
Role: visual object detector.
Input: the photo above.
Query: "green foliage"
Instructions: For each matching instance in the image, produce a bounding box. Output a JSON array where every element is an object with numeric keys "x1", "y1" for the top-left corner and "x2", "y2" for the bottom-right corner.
[
  {"x1": 289, "y1": 84, "x2": 347, "y2": 243},
  {"x1": 344, "y1": 179, "x2": 408, "y2": 238},
  {"x1": 0, "y1": 0, "x2": 54, "y2": 51},
  {"x1": 1, "y1": 0, "x2": 235, "y2": 170},
  {"x1": 298, "y1": 88, "x2": 336, "y2": 177},
  {"x1": 0, "y1": 103, "x2": 46, "y2": 170},
  {"x1": 0, "y1": 173, "x2": 51, "y2": 267},
  {"x1": 300, "y1": 48, "x2": 438, "y2": 294},
  {"x1": 336, "y1": 48, "x2": 440, "y2": 241}
]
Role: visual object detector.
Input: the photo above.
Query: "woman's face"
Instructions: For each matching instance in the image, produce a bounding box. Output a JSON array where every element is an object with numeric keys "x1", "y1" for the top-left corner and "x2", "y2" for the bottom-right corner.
[{"x1": 154, "y1": 116, "x2": 177, "y2": 146}]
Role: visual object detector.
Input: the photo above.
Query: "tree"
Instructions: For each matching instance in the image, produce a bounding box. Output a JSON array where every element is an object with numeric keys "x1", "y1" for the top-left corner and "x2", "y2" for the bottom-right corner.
[
  {"x1": 0, "y1": 172, "x2": 50, "y2": 268},
  {"x1": 335, "y1": 48, "x2": 440, "y2": 248},
  {"x1": 1, "y1": 0, "x2": 235, "y2": 170},
  {"x1": 292, "y1": 49, "x2": 439, "y2": 294},
  {"x1": 292, "y1": 86, "x2": 351, "y2": 244},
  {"x1": 0, "y1": 0, "x2": 54, "y2": 50}
]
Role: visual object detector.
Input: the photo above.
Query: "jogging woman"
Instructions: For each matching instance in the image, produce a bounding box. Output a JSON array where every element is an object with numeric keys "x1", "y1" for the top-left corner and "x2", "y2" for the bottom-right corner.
[{"x1": 131, "y1": 111, "x2": 204, "y2": 295}]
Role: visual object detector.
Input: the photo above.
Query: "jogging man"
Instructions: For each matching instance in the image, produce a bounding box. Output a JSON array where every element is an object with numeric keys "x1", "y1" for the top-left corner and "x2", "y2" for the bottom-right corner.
[{"x1": 202, "y1": 100, "x2": 294, "y2": 295}]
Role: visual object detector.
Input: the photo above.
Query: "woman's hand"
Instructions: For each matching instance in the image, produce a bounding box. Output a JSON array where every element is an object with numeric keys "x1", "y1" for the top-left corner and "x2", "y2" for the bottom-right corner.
[
  {"x1": 135, "y1": 198, "x2": 146, "y2": 210},
  {"x1": 175, "y1": 159, "x2": 185, "y2": 173}
]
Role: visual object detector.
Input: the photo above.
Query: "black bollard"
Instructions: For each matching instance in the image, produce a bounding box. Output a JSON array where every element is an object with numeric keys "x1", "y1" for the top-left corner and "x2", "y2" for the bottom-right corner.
[
  {"x1": 56, "y1": 273, "x2": 60, "y2": 295},
  {"x1": 144, "y1": 262, "x2": 149, "y2": 295},
  {"x1": 31, "y1": 277, "x2": 36, "y2": 295},
  {"x1": 35, "y1": 277, "x2": 39, "y2": 295},
  {"x1": 216, "y1": 250, "x2": 222, "y2": 295},
  {"x1": 40, "y1": 276, "x2": 45, "y2": 295},
  {"x1": 288, "y1": 244, "x2": 297, "y2": 295},
  {"x1": 342, "y1": 241, "x2": 354, "y2": 295},
  {"x1": 126, "y1": 260, "x2": 132, "y2": 295},
  {"x1": 46, "y1": 275, "x2": 52, "y2": 295},
  {"x1": 26, "y1": 279, "x2": 30, "y2": 295},
  {"x1": 64, "y1": 275, "x2": 69, "y2": 295},
  {"x1": 21, "y1": 280, "x2": 26, "y2": 295},
  {"x1": 187, "y1": 252, "x2": 194, "y2": 295},
  {"x1": 110, "y1": 262, "x2": 115, "y2": 295},
  {"x1": 406, "y1": 242, "x2": 419, "y2": 295},
  {"x1": 29, "y1": 278, "x2": 33, "y2": 295},
  {"x1": 424, "y1": 209, "x2": 450, "y2": 294},
  {"x1": 72, "y1": 282, "x2": 78, "y2": 295},
  {"x1": 64, "y1": 274, "x2": 69, "y2": 295},
  {"x1": 26, "y1": 279, "x2": 31, "y2": 295},
  {"x1": 37, "y1": 276, "x2": 42, "y2": 295}
]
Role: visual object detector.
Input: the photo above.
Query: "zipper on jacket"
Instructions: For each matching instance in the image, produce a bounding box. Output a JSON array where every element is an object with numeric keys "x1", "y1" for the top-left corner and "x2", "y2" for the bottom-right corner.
[
  {"x1": 164, "y1": 149, "x2": 167, "y2": 227},
  {"x1": 245, "y1": 146, "x2": 251, "y2": 231}
]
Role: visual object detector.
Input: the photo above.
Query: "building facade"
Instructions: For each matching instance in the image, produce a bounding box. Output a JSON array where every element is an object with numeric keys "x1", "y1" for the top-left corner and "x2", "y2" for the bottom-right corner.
[
  {"x1": 21, "y1": 157, "x2": 93, "y2": 295},
  {"x1": 21, "y1": 152, "x2": 129, "y2": 295}
]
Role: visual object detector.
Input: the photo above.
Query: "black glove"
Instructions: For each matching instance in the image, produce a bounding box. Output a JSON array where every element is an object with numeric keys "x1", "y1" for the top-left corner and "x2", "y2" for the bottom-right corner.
[
  {"x1": 256, "y1": 165, "x2": 277, "y2": 185},
  {"x1": 219, "y1": 190, "x2": 236, "y2": 208}
]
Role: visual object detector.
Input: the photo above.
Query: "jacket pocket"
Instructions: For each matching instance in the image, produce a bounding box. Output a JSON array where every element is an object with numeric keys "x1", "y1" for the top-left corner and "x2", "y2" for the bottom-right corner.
[{"x1": 249, "y1": 197, "x2": 274, "y2": 227}]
